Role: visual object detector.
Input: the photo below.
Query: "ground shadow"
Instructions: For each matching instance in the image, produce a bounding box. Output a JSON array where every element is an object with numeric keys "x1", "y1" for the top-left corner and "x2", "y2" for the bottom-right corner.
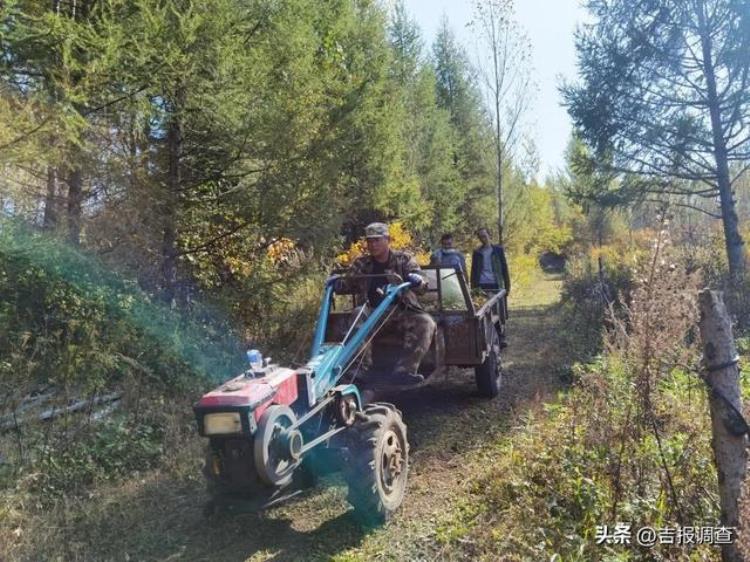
[{"x1": 24, "y1": 474, "x2": 369, "y2": 562}]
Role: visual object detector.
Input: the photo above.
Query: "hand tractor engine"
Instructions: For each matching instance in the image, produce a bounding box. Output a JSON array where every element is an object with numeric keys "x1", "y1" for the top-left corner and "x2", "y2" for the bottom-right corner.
[{"x1": 193, "y1": 276, "x2": 413, "y2": 525}]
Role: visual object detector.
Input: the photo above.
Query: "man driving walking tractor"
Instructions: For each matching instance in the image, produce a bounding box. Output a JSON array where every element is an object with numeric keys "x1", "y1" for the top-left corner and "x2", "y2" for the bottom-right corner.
[{"x1": 335, "y1": 222, "x2": 437, "y2": 385}]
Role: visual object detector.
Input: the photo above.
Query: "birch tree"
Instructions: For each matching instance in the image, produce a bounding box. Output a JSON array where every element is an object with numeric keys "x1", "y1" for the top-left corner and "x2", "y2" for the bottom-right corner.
[{"x1": 470, "y1": 0, "x2": 532, "y2": 243}]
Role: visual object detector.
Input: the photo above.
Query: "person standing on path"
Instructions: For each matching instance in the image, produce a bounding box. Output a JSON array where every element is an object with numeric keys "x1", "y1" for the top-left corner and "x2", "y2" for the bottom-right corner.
[
  {"x1": 470, "y1": 227, "x2": 510, "y2": 346},
  {"x1": 430, "y1": 233, "x2": 467, "y2": 276}
]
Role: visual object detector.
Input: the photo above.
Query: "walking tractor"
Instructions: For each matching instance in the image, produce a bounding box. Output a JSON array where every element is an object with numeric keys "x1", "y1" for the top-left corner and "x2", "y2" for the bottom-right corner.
[{"x1": 193, "y1": 268, "x2": 506, "y2": 524}]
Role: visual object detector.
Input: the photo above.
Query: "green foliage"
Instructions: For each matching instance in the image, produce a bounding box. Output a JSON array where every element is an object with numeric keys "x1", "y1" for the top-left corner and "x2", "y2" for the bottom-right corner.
[
  {"x1": 34, "y1": 417, "x2": 164, "y2": 497},
  {"x1": 431, "y1": 18, "x2": 497, "y2": 240},
  {"x1": 505, "y1": 183, "x2": 574, "y2": 255},
  {"x1": 0, "y1": 220, "x2": 244, "y2": 394},
  {"x1": 443, "y1": 335, "x2": 718, "y2": 561}
]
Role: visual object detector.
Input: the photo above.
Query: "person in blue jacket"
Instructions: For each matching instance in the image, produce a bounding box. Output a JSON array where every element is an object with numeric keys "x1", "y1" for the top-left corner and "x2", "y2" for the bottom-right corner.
[
  {"x1": 430, "y1": 233, "x2": 467, "y2": 275},
  {"x1": 470, "y1": 227, "x2": 510, "y2": 346}
]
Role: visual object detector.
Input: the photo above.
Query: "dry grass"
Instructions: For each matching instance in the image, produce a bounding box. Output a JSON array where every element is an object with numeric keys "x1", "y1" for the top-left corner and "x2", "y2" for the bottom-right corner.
[{"x1": 426, "y1": 230, "x2": 724, "y2": 561}]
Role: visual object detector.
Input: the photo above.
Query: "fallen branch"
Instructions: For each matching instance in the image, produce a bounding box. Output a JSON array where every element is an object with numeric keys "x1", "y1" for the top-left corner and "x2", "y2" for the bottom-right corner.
[{"x1": 0, "y1": 392, "x2": 122, "y2": 431}]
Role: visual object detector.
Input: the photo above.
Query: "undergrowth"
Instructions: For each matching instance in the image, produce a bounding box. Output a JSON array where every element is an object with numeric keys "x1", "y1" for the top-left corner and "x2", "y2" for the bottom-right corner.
[
  {"x1": 0, "y1": 222, "x2": 248, "y2": 556},
  {"x1": 439, "y1": 226, "x2": 734, "y2": 561}
]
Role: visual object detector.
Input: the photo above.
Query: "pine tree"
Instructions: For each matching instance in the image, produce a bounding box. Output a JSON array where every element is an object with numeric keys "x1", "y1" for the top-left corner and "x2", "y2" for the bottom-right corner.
[{"x1": 563, "y1": 0, "x2": 750, "y2": 278}]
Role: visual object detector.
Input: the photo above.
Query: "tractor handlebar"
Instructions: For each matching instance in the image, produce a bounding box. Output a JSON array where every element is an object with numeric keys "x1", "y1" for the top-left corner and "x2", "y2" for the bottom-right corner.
[{"x1": 328, "y1": 272, "x2": 404, "y2": 284}]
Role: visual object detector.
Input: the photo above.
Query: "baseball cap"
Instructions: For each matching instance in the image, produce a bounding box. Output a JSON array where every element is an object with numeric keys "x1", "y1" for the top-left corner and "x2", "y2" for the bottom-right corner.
[{"x1": 365, "y1": 222, "x2": 389, "y2": 238}]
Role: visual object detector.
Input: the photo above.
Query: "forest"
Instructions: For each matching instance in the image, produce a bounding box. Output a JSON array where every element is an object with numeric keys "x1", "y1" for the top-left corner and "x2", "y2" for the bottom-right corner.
[{"x1": 1, "y1": 0, "x2": 749, "y2": 560}]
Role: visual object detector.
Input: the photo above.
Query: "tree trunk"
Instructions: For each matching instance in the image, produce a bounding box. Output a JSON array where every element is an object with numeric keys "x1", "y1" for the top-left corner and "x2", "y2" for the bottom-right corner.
[
  {"x1": 487, "y1": 1, "x2": 504, "y2": 245},
  {"x1": 496, "y1": 107, "x2": 503, "y2": 245},
  {"x1": 45, "y1": 0, "x2": 61, "y2": 231},
  {"x1": 698, "y1": 2, "x2": 745, "y2": 279},
  {"x1": 697, "y1": 289, "x2": 746, "y2": 562},
  {"x1": 67, "y1": 167, "x2": 83, "y2": 245},
  {"x1": 43, "y1": 166, "x2": 57, "y2": 229},
  {"x1": 161, "y1": 97, "x2": 182, "y2": 306},
  {"x1": 493, "y1": 60, "x2": 503, "y2": 244}
]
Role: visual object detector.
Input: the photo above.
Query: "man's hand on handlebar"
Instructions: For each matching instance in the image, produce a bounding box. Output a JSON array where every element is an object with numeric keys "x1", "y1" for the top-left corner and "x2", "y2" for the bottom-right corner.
[{"x1": 407, "y1": 273, "x2": 423, "y2": 288}]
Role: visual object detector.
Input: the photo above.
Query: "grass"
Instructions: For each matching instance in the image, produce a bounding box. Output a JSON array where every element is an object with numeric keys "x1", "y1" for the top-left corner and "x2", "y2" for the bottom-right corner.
[{"x1": 1, "y1": 268, "x2": 582, "y2": 561}]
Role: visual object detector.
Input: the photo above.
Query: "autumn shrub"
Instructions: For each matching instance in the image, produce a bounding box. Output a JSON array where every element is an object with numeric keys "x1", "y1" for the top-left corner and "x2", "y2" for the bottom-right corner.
[
  {"x1": 235, "y1": 263, "x2": 328, "y2": 364},
  {"x1": 672, "y1": 223, "x2": 750, "y2": 333},
  {"x1": 557, "y1": 225, "x2": 657, "y2": 361},
  {"x1": 557, "y1": 254, "x2": 635, "y2": 363},
  {"x1": 506, "y1": 252, "x2": 538, "y2": 296},
  {"x1": 335, "y1": 221, "x2": 431, "y2": 267},
  {"x1": 562, "y1": 254, "x2": 635, "y2": 309},
  {"x1": 442, "y1": 228, "x2": 727, "y2": 561}
]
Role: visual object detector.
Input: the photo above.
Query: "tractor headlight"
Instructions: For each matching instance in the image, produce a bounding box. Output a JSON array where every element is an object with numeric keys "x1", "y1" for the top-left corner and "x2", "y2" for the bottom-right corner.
[{"x1": 203, "y1": 412, "x2": 242, "y2": 435}]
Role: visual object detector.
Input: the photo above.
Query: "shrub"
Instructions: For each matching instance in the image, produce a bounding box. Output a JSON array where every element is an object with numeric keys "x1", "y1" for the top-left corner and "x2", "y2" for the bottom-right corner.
[
  {"x1": 33, "y1": 417, "x2": 164, "y2": 496},
  {"x1": 443, "y1": 227, "x2": 721, "y2": 560},
  {"x1": 0, "y1": 221, "x2": 245, "y2": 495}
]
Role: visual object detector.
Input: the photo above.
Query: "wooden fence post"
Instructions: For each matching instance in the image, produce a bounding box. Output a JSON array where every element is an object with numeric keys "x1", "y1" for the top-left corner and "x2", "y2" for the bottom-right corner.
[{"x1": 698, "y1": 289, "x2": 746, "y2": 562}]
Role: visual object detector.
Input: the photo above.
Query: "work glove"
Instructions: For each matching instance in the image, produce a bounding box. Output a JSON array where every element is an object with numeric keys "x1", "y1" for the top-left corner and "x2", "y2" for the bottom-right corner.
[{"x1": 406, "y1": 273, "x2": 423, "y2": 288}]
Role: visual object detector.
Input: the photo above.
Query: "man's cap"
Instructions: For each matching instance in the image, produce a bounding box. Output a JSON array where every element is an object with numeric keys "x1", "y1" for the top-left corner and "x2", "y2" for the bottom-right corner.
[{"x1": 365, "y1": 222, "x2": 389, "y2": 238}]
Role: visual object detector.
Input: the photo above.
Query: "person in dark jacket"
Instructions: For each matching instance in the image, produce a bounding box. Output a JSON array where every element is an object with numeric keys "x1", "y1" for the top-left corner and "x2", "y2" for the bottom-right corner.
[
  {"x1": 470, "y1": 228, "x2": 510, "y2": 292},
  {"x1": 470, "y1": 227, "x2": 510, "y2": 346}
]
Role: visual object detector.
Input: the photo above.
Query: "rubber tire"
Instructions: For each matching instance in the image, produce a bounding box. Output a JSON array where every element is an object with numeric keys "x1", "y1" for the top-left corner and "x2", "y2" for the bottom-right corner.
[
  {"x1": 343, "y1": 402, "x2": 409, "y2": 527},
  {"x1": 475, "y1": 328, "x2": 502, "y2": 398}
]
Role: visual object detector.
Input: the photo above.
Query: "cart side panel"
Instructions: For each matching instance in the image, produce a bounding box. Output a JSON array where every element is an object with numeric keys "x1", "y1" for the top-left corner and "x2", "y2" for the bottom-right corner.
[{"x1": 442, "y1": 312, "x2": 483, "y2": 365}]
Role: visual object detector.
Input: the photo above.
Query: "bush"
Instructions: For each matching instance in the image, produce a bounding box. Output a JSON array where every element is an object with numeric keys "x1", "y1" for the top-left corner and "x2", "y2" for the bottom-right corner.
[
  {"x1": 0, "y1": 221, "x2": 245, "y2": 495},
  {"x1": 33, "y1": 417, "x2": 164, "y2": 496},
  {"x1": 0, "y1": 221, "x2": 244, "y2": 391},
  {"x1": 441, "y1": 228, "x2": 722, "y2": 560}
]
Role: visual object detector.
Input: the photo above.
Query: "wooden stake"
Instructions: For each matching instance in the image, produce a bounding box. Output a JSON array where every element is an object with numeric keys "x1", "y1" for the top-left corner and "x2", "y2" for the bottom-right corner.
[{"x1": 698, "y1": 289, "x2": 746, "y2": 562}]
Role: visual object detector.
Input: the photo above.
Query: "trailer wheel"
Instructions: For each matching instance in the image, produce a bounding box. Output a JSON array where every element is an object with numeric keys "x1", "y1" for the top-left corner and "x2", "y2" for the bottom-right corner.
[
  {"x1": 343, "y1": 402, "x2": 408, "y2": 527},
  {"x1": 475, "y1": 328, "x2": 502, "y2": 398}
]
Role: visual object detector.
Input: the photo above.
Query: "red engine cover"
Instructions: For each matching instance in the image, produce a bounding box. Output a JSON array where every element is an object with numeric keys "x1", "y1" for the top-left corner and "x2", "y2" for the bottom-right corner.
[{"x1": 196, "y1": 366, "x2": 299, "y2": 421}]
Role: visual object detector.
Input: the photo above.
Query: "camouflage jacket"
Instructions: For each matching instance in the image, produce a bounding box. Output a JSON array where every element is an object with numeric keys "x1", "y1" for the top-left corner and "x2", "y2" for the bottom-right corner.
[{"x1": 338, "y1": 250, "x2": 428, "y2": 309}]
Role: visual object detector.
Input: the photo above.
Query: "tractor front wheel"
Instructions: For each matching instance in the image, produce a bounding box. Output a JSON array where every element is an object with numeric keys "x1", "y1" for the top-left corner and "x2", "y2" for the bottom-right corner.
[{"x1": 343, "y1": 402, "x2": 409, "y2": 527}]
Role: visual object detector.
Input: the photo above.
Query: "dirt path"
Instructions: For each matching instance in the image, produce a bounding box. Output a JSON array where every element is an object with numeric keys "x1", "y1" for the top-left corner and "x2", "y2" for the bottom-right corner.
[{"x1": 30, "y1": 273, "x2": 568, "y2": 561}]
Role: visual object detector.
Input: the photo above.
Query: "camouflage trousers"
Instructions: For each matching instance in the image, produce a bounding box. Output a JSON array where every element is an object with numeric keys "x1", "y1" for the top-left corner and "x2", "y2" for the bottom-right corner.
[{"x1": 354, "y1": 305, "x2": 437, "y2": 375}]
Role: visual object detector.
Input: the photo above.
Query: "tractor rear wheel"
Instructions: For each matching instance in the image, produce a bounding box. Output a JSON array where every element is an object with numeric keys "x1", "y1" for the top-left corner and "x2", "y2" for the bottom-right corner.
[
  {"x1": 475, "y1": 328, "x2": 502, "y2": 398},
  {"x1": 343, "y1": 402, "x2": 408, "y2": 527}
]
